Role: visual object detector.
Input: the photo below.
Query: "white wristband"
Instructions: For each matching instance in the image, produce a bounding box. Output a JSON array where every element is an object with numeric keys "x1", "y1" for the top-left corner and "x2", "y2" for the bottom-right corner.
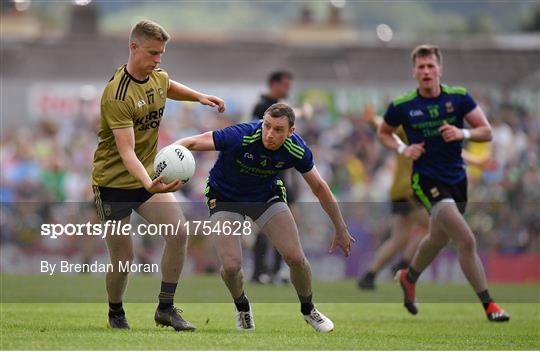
[
  {"x1": 462, "y1": 129, "x2": 471, "y2": 140},
  {"x1": 397, "y1": 144, "x2": 407, "y2": 155}
]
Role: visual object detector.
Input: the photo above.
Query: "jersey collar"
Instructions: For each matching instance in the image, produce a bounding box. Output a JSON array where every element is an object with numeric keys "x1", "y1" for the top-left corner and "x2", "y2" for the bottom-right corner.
[
  {"x1": 417, "y1": 84, "x2": 444, "y2": 100},
  {"x1": 123, "y1": 65, "x2": 150, "y2": 84}
]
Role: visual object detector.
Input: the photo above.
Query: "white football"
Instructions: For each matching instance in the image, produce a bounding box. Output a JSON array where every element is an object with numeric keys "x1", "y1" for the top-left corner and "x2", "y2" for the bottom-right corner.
[{"x1": 153, "y1": 145, "x2": 196, "y2": 184}]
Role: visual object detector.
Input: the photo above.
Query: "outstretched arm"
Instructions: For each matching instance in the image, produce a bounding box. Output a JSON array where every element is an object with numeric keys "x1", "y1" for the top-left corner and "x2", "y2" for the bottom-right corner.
[
  {"x1": 175, "y1": 131, "x2": 216, "y2": 151},
  {"x1": 302, "y1": 166, "x2": 355, "y2": 257},
  {"x1": 167, "y1": 79, "x2": 225, "y2": 113}
]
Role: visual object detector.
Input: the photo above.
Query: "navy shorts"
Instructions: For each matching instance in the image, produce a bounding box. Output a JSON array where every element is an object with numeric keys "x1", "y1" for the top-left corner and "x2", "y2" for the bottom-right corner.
[
  {"x1": 204, "y1": 180, "x2": 287, "y2": 222},
  {"x1": 411, "y1": 172, "x2": 468, "y2": 214}
]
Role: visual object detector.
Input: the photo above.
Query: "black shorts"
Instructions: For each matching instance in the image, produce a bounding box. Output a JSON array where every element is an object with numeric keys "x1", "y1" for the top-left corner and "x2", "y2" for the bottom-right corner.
[
  {"x1": 411, "y1": 172, "x2": 468, "y2": 214},
  {"x1": 92, "y1": 185, "x2": 153, "y2": 221},
  {"x1": 391, "y1": 197, "x2": 422, "y2": 216},
  {"x1": 204, "y1": 180, "x2": 287, "y2": 222}
]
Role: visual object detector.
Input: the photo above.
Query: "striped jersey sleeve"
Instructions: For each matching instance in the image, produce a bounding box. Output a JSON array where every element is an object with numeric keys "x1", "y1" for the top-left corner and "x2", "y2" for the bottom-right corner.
[{"x1": 289, "y1": 134, "x2": 313, "y2": 173}]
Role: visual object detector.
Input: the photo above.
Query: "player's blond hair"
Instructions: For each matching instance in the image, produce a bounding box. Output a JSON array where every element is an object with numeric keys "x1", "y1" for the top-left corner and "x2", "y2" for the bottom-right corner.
[
  {"x1": 129, "y1": 20, "x2": 170, "y2": 45},
  {"x1": 411, "y1": 44, "x2": 442, "y2": 66}
]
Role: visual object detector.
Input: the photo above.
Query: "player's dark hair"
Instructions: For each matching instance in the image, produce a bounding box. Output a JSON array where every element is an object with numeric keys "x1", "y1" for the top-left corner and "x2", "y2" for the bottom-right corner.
[
  {"x1": 267, "y1": 71, "x2": 293, "y2": 86},
  {"x1": 264, "y1": 103, "x2": 295, "y2": 128},
  {"x1": 411, "y1": 44, "x2": 442, "y2": 66}
]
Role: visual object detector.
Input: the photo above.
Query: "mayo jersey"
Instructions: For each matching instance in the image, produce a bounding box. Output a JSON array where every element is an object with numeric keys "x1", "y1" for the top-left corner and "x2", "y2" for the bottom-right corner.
[
  {"x1": 384, "y1": 84, "x2": 477, "y2": 185},
  {"x1": 92, "y1": 65, "x2": 169, "y2": 189},
  {"x1": 209, "y1": 121, "x2": 314, "y2": 202}
]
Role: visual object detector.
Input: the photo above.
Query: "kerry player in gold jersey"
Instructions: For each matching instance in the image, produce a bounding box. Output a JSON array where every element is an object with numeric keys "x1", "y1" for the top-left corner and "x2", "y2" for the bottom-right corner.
[
  {"x1": 92, "y1": 19, "x2": 225, "y2": 331},
  {"x1": 358, "y1": 104, "x2": 429, "y2": 290}
]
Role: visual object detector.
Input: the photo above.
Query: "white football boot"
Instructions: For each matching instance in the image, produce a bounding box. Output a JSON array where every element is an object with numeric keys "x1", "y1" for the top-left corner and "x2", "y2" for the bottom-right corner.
[
  {"x1": 303, "y1": 307, "x2": 334, "y2": 333},
  {"x1": 235, "y1": 306, "x2": 255, "y2": 331}
]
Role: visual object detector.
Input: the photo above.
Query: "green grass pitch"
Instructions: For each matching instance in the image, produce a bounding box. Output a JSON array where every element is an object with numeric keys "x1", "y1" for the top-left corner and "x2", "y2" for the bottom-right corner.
[{"x1": 1, "y1": 275, "x2": 539, "y2": 350}]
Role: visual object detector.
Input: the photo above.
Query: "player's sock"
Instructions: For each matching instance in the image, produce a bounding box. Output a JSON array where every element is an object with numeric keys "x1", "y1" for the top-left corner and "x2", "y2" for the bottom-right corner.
[
  {"x1": 299, "y1": 294, "x2": 314, "y2": 315},
  {"x1": 406, "y1": 265, "x2": 420, "y2": 283},
  {"x1": 108, "y1": 301, "x2": 124, "y2": 317},
  {"x1": 234, "y1": 292, "x2": 250, "y2": 312},
  {"x1": 477, "y1": 289, "x2": 493, "y2": 310},
  {"x1": 391, "y1": 259, "x2": 409, "y2": 274},
  {"x1": 157, "y1": 281, "x2": 177, "y2": 310}
]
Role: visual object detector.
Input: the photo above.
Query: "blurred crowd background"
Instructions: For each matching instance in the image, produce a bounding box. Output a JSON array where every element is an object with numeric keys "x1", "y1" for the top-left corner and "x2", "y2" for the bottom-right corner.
[{"x1": 1, "y1": 1, "x2": 539, "y2": 282}]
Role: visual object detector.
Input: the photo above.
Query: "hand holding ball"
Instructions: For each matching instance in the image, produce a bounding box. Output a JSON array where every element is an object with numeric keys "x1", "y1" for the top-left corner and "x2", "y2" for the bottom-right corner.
[{"x1": 153, "y1": 145, "x2": 196, "y2": 184}]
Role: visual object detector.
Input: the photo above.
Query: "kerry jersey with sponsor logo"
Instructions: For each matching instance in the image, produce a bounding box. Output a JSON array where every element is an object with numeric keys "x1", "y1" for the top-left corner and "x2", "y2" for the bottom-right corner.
[
  {"x1": 384, "y1": 84, "x2": 477, "y2": 185},
  {"x1": 209, "y1": 121, "x2": 314, "y2": 202},
  {"x1": 92, "y1": 65, "x2": 169, "y2": 189}
]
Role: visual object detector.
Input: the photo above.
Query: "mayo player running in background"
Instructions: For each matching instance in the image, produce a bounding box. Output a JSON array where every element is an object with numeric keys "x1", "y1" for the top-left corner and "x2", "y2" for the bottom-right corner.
[
  {"x1": 379, "y1": 44, "x2": 509, "y2": 322},
  {"x1": 176, "y1": 103, "x2": 355, "y2": 332},
  {"x1": 92, "y1": 19, "x2": 225, "y2": 331},
  {"x1": 358, "y1": 104, "x2": 497, "y2": 290}
]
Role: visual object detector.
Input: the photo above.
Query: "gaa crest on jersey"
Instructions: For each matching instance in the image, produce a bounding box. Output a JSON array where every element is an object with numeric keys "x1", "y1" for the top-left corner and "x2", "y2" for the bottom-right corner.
[
  {"x1": 446, "y1": 102, "x2": 454, "y2": 113},
  {"x1": 146, "y1": 88, "x2": 155, "y2": 104},
  {"x1": 158, "y1": 87, "x2": 165, "y2": 99},
  {"x1": 209, "y1": 199, "x2": 217, "y2": 209},
  {"x1": 430, "y1": 187, "x2": 440, "y2": 198},
  {"x1": 275, "y1": 161, "x2": 285, "y2": 168}
]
